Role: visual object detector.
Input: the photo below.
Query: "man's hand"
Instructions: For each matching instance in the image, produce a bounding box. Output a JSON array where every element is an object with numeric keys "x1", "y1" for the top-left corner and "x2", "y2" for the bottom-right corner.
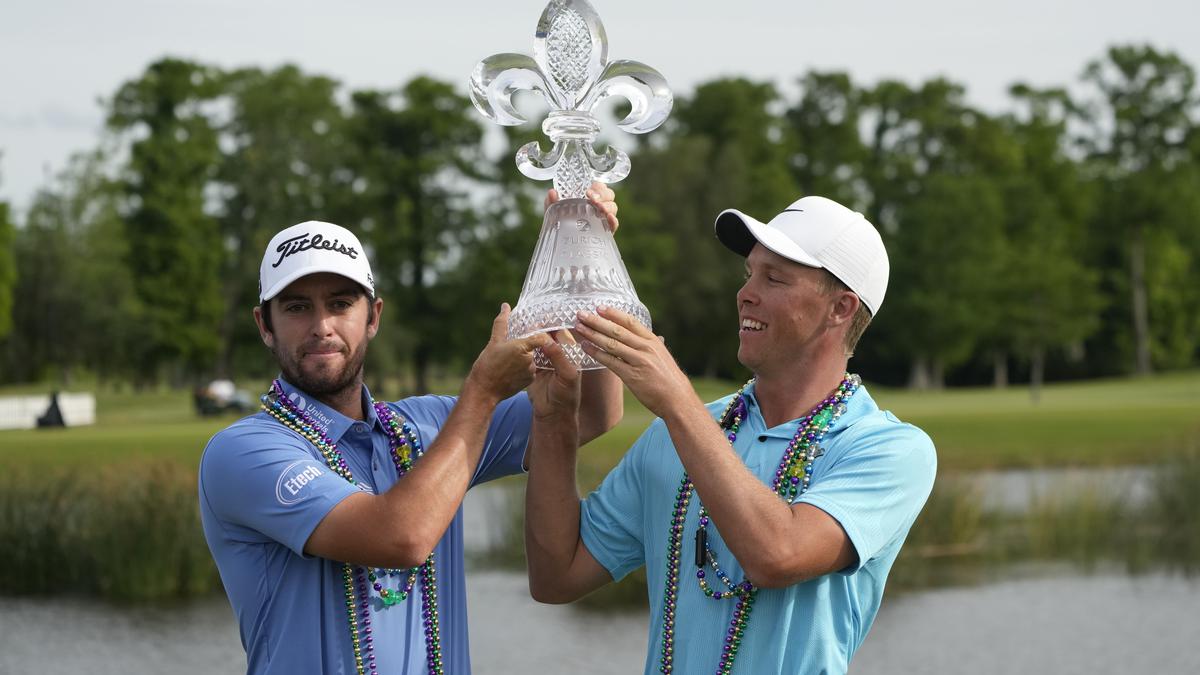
[
  {"x1": 465, "y1": 304, "x2": 553, "y2": 404},
  {"x1": 574, "y1": 307, "x2": 697, "y2": 420},
  {"x1": 529, "y1": 330, "x2": 582, "y2": 423},
  {"x1": 545, "y1": 181, "x2": 620, "y2": 233}
]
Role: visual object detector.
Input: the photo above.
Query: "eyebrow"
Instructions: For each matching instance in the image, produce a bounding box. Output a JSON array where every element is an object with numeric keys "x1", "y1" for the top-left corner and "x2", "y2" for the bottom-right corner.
[
  {"x1": 746, "y1": 260, "x2": 791, "y2": 276},
  {"x1": 275, "y1": 287, "x2": 362, "y2": 303}
]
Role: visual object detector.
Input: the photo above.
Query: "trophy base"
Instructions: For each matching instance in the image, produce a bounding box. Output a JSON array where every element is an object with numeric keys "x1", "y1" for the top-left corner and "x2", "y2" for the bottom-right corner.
[{"x1": 508, "y1": 296, "x2": 651, "y2": 370}]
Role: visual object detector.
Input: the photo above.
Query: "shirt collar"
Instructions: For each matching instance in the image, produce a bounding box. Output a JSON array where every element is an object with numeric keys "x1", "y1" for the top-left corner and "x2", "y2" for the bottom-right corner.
[
  {"x1": 275, "y1": 376, "x2": 380, "y2": 443},
  {"x1": 740, "y1": 378, "x2": 877, "y2": 440}
]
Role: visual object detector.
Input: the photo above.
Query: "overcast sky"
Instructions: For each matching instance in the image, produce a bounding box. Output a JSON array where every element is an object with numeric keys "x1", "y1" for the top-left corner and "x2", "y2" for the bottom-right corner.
[{"x1": 1, "y1": 0, "x2": 1197, "y2": 213}]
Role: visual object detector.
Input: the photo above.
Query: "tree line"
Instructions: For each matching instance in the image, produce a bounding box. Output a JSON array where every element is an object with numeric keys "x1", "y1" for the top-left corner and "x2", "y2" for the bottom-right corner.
[{"x1": 1, "y1": 44, "x2": 1197, "y2": 394}]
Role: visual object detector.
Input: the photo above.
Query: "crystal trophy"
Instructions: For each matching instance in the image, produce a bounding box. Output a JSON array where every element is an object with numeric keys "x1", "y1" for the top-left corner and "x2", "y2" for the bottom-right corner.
[{"x1": 470, "y1": 0, "x2": 673, "y2": 369}]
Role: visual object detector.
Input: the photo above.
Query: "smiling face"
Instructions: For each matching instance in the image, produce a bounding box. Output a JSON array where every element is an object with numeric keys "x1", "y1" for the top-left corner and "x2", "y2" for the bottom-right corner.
[
  {"x1": 736, "y1": 245, "x2": 851, "y2": 377},
  {"x1": 253, "y1": 272, "x2": 382, "y2": 399}
]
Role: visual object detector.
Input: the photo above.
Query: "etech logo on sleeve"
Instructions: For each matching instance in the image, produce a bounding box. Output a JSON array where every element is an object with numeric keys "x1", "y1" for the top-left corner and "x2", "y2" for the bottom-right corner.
[{"x1": 276, "y1": 461, "x2": 327, "y2": 505}]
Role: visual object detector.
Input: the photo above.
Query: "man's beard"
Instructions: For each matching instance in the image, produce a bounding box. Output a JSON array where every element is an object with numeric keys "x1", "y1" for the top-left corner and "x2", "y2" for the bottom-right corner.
[{"x1": 277, "y1": 338, "x2": 369, "y2": 400}]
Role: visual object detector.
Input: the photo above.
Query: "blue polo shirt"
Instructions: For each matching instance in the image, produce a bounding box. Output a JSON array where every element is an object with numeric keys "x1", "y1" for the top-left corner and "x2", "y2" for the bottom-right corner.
[
  {"x1": 580, "y1": 383, "x2": 936, "y2": 675},
  {"x1": 199, "y1": 378, "x2": 531, "y2": 675}
]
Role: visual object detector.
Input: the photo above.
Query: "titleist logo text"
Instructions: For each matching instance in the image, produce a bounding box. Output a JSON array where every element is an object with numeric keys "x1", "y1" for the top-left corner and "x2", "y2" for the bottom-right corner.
[{"x1": 272, "y1": 233, "x2": 359, "y2": 268}]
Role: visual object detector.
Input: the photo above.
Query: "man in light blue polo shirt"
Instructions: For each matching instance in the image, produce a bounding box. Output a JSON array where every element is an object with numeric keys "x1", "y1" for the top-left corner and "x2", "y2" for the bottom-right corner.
[
  {"x1": 524, "y1": 195, "x2": 936, "y2": 674},
  {"x1": 200, "y1": 186, "x2": 624, "y2": 674}
]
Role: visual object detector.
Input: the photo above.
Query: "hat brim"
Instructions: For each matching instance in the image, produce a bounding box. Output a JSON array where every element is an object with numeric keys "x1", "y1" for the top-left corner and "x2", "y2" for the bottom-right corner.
[
  {"x1": 714, "y1": 209, "x2": 823, "y2": 268},
  {"x1": 260, "y1": 266, "x2": 373, "y2": 303}
]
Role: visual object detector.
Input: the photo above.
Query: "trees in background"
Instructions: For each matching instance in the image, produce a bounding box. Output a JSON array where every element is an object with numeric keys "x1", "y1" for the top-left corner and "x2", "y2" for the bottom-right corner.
[
  {"x1": 1078, "y1": 46, "x2": 1199, "y2": 376},
  {"x1": 1, "y1": 45, "x2": 1197, "y2": 390},
  {"x1": 341, "y1": 77, "x2": 487, "y2": 393},
  {"x1": 0, "y1": 151, "x2": 140, "y2": 383},
  {"x1": 995, "y1": 85, "x2": 1101, "y2": 399},
  {"x1": 0, "y1": 176, "x2": 13, "y2": 343},
  {"x1": 621, "y1": 78, "x2": 798, "y2": 378},
  {"x1": 859, "y1": 79, "x2": 1012, "y2": 389},
  {"x1": 215, "y1": 65, "x2": 351, "y2": 379},
  {"x1": 107, "y1": 58, "x2": 226, "y2": 383}
]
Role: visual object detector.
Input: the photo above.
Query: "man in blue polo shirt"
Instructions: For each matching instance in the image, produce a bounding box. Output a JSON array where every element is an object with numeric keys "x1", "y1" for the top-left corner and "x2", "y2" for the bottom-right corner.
[
  {"x1": 523, "y1": 196, "x2": 937, "y2": 674},
  {"x1": 199, "y1": 186, "x2": 623, "y2": 674}
]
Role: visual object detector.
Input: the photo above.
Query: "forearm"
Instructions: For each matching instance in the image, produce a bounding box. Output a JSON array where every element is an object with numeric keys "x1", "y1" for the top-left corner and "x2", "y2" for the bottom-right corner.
[
  {"x1": 578, "y1": 367, "x2": 622, "y2": 444},
  {"x1": 524, "y1": 414, "x2": 587, "y2": 602},
  {"x1": 569, "y1": 305, "x2": 852, "y2": 585},
  {"x1": 378, "y1": 380, "x2": 499, "y2": 558},
  {"x1": 661, "y1": 402, "x2": 817, "y2": 586}
]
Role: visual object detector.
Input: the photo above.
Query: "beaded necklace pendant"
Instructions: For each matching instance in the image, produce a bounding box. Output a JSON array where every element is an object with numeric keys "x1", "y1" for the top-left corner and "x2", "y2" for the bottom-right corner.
[
  {"x1": 261, "y1": 381, "x2": 445, "y2": 675},
  {"x1": 658, "y1": 374, "x2": 861, "y2": 675}
]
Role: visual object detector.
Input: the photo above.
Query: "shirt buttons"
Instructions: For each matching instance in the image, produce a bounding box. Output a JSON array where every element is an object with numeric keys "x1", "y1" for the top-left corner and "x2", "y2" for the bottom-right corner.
[{"x1": 758, "y1": 435, "x2": 767, "y2": 442}]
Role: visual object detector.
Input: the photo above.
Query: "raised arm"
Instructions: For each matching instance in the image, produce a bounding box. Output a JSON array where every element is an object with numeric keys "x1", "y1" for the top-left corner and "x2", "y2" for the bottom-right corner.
[
  {"x1": 523, "y1": 332, "x2": 612, "y2": 603},
  {"x1": 577, "y1": 367, "x2": 622, "y2": 444},
  {"x1": 575, "y1": 308, "x2": 856, "y2": 588},
  {"x1": 304, "y1": 305, "x2": 552, "y2": 569}
]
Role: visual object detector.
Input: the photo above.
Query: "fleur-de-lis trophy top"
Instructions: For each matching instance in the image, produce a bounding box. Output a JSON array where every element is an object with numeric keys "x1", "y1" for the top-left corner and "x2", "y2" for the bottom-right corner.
[
  {"x1": 470, "y1": 0, "x2": 672, "y2": 370},
  {"x1": 470, "y1": 0, "x2": 673, "y2": 199}
]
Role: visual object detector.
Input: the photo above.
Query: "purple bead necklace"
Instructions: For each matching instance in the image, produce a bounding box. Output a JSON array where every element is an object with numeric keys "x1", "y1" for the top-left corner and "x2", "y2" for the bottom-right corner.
[
  {"x1": 262, "y1": 380, "x2": 444, "y2": 675},
  {"x1": 658, "y1": 374, "x2": 860, "y2": 675}
]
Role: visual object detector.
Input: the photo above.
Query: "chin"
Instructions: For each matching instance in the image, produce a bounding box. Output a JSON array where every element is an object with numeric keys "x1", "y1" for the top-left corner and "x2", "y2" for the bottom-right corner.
[
  {"x1": 735, "y1": 346, "x2": 758, "y2": 373},
  {"x1": 282, "y1": 362, "x2": 358, "y2": 397}
]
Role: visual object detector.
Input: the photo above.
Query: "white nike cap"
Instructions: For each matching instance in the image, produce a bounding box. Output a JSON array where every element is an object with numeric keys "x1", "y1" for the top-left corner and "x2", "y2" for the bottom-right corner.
[
  {"x1": 714, "y1": 196, "x2": 889, "y2": 315},
  {"x1": 258, "y1": 221, "x2": 375, "y2": 302}
]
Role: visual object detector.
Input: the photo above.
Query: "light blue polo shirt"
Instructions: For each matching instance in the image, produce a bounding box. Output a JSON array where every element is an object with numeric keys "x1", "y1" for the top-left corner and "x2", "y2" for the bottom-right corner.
[
  {"x1": 199, "y1": 378, "x2": 531, "y2": 675},
  {"x1": 580, "y1": 383, "x2": 936, "y2": 675}
]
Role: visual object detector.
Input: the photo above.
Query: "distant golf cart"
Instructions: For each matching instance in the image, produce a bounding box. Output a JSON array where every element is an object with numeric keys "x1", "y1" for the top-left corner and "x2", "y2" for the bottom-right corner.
[{"x1": 194, "y1": 379, "x2": 253, "y2": 416}]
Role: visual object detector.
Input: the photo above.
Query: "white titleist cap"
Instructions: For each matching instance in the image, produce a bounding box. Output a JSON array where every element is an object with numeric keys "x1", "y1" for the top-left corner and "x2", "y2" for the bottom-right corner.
[
  {"x1": 714, "y1": 196, "x2": 890, "y2": 315},
  {"x1": 259, "y1": 221, "x2": 375, "y2": 303}
]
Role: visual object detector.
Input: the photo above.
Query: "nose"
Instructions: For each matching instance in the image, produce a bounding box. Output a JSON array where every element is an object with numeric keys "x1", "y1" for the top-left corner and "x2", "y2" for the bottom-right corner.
[
  {"x1": 736, "y1": 277, "x2": 758, "y2": 307},
  {"x1": 310, "y1": 307, "x2": 336, "y2": 337}
]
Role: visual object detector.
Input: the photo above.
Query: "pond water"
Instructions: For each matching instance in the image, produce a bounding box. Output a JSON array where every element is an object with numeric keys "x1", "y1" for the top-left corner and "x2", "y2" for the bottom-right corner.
[
  {"x1": 852, "y1": 571, "x2": 1200, "y2": 675},
  {"x1": 3, "y1": 568, "x2": 1197, "y2": 674},
  {"x1": 969, "y1": 465, "x2": 1154, "y2": 512}
]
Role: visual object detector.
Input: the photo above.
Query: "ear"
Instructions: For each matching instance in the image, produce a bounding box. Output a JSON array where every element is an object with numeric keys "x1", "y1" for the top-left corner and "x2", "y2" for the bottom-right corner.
[
  {"x1": 366, "y1": 297, "x2": 384, "y2": 340},
  {"x1": 828, "y1": 290, "x2": 860, "y2": 328},
  {"x1": 253, "y1": 305, "x2": 275, "y2": 349}
]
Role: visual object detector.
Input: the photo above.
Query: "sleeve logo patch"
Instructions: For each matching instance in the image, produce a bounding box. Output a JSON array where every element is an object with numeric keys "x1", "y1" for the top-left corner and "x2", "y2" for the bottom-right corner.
[{"x1": 276, "y1": 461, "x2": 326, "y2": 505}]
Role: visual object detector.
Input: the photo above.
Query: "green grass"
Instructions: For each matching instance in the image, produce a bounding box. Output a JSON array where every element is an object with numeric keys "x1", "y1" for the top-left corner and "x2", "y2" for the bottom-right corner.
[
  {"x1": 573, "y1": 371, "x2": 1200, "y2": 485},
  {"x1": 2, "y1": 371, "x2": 1198, "y2": 473},
  {"x1": 869, "y1": 371, "x2": 1200, "y2": 470}
]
